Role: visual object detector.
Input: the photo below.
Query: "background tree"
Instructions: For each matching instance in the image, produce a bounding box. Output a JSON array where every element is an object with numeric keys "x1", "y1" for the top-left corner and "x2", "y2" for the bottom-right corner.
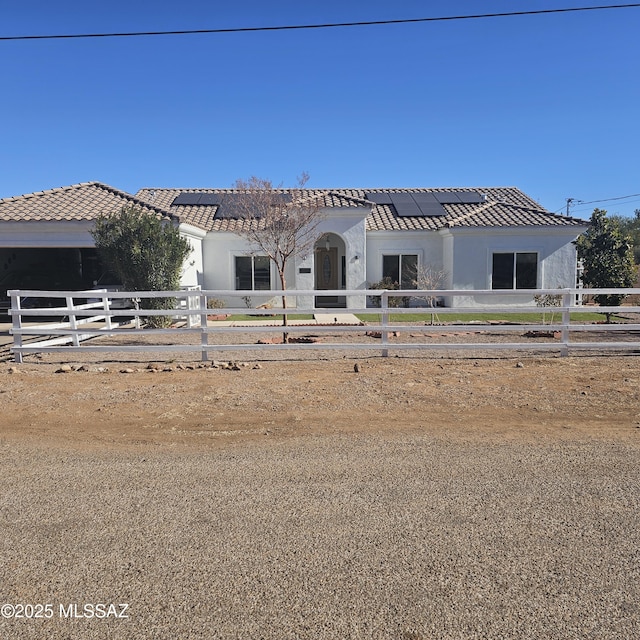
[
  {"x1": 91, "y1": 206, "x2": 192, "y2": 328},
  {"x1": 230, "y1": 173, "x2": 324, "y2": 341},
  {"x1": 610, "y1": 209, "x2": 640, "y2": 264},
  {"x1": 575, "y1": 208, "x2": 636, "y2": 322}
]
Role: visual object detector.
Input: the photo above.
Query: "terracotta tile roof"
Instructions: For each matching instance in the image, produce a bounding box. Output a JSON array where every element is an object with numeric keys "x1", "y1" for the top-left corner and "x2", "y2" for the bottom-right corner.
[
  {"x1": 136, "y1": 186, "x2": 587, "y2": 232},
  {"x1": 0, "y1": 182, "x2": 174, "y2": 223},
  {"x1": 0, "y1": 183, "x2": 585, "y2": 232},
  {"x1": 134, "y1": 188, "x2": 369, "y2": 231}
]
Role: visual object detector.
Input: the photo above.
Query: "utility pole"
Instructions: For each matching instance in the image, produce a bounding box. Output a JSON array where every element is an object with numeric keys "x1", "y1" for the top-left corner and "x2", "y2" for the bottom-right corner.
[{"x1": 566, "y1": 198, "x2": 575, "y2": 217}]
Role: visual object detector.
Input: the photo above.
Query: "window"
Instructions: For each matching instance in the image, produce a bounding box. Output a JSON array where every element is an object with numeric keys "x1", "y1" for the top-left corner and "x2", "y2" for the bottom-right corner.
[
  {"x1": 382, "y1": 254, "x2": 418, "y2": 288},
  {"x1": 492, "y1": 252, "x2": 537, "y2": 289},
  {"x1": 235, "y1": 256, "x2": 271, "y2": 290}
]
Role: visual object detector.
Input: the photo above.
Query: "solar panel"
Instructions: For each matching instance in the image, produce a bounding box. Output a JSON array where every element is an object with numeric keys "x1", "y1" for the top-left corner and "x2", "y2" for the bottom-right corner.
[
  {"x1": 390, "y1": 193, "x2": 416, "y2": 204},
  {"x1": 406, "y1": 193, "x2": 447, "y2": 217},
  {"x1": 171, "y1": 192, "x2": 202, "y2": 206},
  {"x1": 214, "y1": 194, "x2": 244, "y2": 219},
  {"x1": 456, "y1": 191, "x2": 484, "y2": 204},
  {"x1": 271, "y1": 193, "x2": 293, "y2": 205},
  {"x1": 210, "y1": 193, "x2": 291, "y2": 219},
  {"x1": 417, "y1": 202, "x2": 447, "y2": 217},
  {"x1": 401, "y1": 190, "x2": 483, "y2": 214},
  {"x1": 388, "y1": 194, "x2": 419, "y2": 217},
  {"x1": 432, "y1": 192, "x2": 462, "y2": 204},
  {"x1": 197, "y1": 193, "x2": 221, "y2": 206},
  {"x1": 365, "y1": 192, "x2": 393, "y2": 205},
  {"x1": 363, "y1": 191, "x2": 449, "y2": 217},
  {"x1": 396, "y1": 205, "x2": 423, "y2": 217},
  {"x1": 412, "y1": 193, "x2": 439, "y2": 205},
  {"x1": 171, "y1": 190, "x2": 299, "y2": 220}
]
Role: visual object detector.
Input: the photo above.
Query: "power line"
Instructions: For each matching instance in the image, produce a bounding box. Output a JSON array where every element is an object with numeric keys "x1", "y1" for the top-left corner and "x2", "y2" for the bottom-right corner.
[
  {"x1": 577, "y1": 193, "x2": 640, "y2": 205},
  {"x1": 560, "y1": 193, "x2": 640, "y2": 215},
  {"x1": 1, "y1": 3, "x2": 640, "y2": 42}
]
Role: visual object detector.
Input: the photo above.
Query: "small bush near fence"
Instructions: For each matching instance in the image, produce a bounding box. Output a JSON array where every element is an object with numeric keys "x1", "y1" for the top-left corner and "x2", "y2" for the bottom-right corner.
[{"x1": 367, "y1": 278, "x2": 411, "y2": 308}]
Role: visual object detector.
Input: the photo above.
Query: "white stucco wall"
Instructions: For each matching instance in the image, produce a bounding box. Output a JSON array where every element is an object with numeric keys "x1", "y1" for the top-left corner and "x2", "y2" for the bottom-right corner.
[
  {"x1": 296, "y1": 207, "x2": 369, "y2": 309},
  {"x1": 3, "y1": 217, "x2": 588, "y2": 309},
  {"x1": 442, "y1": 226, "x2": 587, "y2": 307},
  {"x1": 177, "y1": 224, "x2": 205, "y2": 288},
  {"x1": 199, "y1": 223, "x2": 586, "y2": 310},
  {"x1": 201, "y1": 232, "x2": 296, "y2": 308},
  {"x1": 202, "y1": 206, "x2": 370, "y2": 310},
  {"x1": 365, "y1": 230, "x2": 443, "y2": 286},
  {"x1": 0, "y1": 221, "x2": 95, "y2": 248}
]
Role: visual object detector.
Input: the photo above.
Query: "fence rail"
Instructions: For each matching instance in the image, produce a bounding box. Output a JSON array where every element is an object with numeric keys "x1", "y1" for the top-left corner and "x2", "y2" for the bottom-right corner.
[{"x1": 6, "y1": 287, "x2": 640, "y2": 363}]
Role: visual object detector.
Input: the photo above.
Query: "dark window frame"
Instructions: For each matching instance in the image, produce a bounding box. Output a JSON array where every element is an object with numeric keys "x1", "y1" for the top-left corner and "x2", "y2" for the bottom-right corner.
[
  {"x1": 491, "y1": 252, "x2": 538, "y2": 290},
  {"x1": 382, "y1": 253, "x2": 418, "y2": 289},
  {"x1": 235, "y1": 255, "x2": 271, "y2": 291}
]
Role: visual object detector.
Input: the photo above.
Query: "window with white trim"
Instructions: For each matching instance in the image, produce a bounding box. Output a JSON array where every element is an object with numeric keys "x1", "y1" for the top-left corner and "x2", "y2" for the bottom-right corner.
[
  {"x1": 235, "y1": 255, "x2": 271, "y2": 290},
  {"x1": 492, "y1": 252, "x2": 537, "y2": 289},
  {"x1": 382, "y1": 254, "x2": 418, "y2": 288}
]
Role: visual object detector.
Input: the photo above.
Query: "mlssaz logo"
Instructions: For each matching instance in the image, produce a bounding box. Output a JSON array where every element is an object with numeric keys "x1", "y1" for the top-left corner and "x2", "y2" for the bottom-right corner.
[{"x1": 59, "y1": 603, "x2": 129, "y2": 619}]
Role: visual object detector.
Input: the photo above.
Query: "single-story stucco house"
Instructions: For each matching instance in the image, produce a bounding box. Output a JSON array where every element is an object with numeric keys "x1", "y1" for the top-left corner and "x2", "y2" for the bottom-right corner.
[{"x1": 0, "y1": 181, "x2": 588, "y2": 309}]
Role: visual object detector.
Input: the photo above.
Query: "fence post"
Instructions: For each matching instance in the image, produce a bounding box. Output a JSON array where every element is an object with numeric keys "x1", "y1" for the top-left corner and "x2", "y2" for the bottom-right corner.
[
  {"x1": 200, "y1": 293, "x2": 208, "y2": 362},
  {"x1": 187, "y1": 290, "x2": 199, "y2": 329},
  {"x1": 67, "y1": 296, "x2": 80, "y2": 347},
  {"x1": 561, "y1": 289, "x2": 571, "y2": 357},
  {"x1": 10, "y1": 291, "x2": 23, "y2": 364},
  {"x1": 102, "y1": 294, "x2": 112, "y2": 331},
  {"x1": 381, "y1": 290, "x2": 389, "y2": 358},
  {"x1": 133, "y1": 298, "x2": 141, "y2": 330}
]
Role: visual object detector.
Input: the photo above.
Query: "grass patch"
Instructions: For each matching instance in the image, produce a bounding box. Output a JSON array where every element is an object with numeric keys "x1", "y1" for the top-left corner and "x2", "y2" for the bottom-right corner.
[
  {"x1": 211, "y1": 313, "x2": 315, "y2": 322},
  {"x1": 211, "y1": 310, "x2": 626, "y2": 324},
  {"x1": 355, "y1": 311, "x2": 611, "y2": 324}
]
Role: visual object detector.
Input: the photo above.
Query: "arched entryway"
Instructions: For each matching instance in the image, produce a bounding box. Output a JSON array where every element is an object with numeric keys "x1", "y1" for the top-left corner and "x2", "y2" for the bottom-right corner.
[{"x1": 314, "y1": 233, "x2": 346, "y2": 308}]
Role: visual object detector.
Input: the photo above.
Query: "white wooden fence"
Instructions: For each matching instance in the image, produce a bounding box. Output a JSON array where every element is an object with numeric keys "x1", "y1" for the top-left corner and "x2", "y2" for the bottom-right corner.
[{"x1": 6, "y1": 287, "x2": 640, "y2": 363}]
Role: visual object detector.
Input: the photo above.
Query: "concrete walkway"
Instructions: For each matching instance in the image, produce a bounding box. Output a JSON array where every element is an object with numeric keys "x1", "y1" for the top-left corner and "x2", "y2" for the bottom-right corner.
[{"x1": 313, "y1": 312, "x2": 362, "y2": 325}]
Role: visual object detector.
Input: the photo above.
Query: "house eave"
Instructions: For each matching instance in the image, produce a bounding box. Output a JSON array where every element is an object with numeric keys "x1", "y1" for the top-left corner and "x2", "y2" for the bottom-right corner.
[{"x1": 444, "y1": 224, "x2": 589, "y2": 236}]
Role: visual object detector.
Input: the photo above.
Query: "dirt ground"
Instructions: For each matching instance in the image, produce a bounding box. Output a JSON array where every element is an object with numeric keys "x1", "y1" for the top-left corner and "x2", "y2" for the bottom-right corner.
[
  {"x1": 2, "y1": 351, "x2": 640, "y2": 449},
  {"x1": 2, "y1": 344, "x2": 640, "y2": 639}
]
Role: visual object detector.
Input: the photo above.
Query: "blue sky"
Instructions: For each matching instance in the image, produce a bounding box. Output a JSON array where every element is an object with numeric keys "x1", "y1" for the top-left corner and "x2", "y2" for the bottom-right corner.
[{"x1": 1, "y1": 0, "x2": 638, "y2": 219}]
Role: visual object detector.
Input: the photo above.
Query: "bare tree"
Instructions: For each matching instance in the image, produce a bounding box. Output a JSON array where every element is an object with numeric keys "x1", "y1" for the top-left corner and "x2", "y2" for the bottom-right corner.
[
  {"x1": 412, "y1": 263, "x2": 448, "y2": 325},
  {"x1": 230, "y1": 173, "x2": 324, "y2": 341}
]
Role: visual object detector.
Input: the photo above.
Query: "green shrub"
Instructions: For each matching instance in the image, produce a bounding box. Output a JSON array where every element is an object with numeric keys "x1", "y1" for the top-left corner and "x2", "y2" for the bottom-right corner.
[{"x1": 91, "y1": 206, "x2": 192, "y2": 328}]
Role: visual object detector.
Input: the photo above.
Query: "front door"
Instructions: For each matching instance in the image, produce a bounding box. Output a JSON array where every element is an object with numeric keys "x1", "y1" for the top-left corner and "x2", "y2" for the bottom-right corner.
[
  {"x1": 316, "y1": 248, "x2": 338, "y2": 290},
  {"x1": 315, "y1": 248, "x2": 341, "y2": 307}
]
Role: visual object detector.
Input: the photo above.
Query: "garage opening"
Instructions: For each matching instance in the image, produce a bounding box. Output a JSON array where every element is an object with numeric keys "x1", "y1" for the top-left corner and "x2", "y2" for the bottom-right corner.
[{"x1": 0, "y1": 248, "x2": 110, "y2": 312}]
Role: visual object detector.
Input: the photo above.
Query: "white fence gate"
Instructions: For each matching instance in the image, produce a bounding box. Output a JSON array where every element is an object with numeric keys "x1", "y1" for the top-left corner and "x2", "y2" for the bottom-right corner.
[{"x1": 7, "y1": 288, "x2": 640, "y2": 363}]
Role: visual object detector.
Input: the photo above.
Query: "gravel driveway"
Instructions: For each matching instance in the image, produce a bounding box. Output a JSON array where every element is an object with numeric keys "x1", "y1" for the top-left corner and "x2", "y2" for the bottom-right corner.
[{"x1": 1, "y1": 430, "x2": 639, "y2": 639}]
